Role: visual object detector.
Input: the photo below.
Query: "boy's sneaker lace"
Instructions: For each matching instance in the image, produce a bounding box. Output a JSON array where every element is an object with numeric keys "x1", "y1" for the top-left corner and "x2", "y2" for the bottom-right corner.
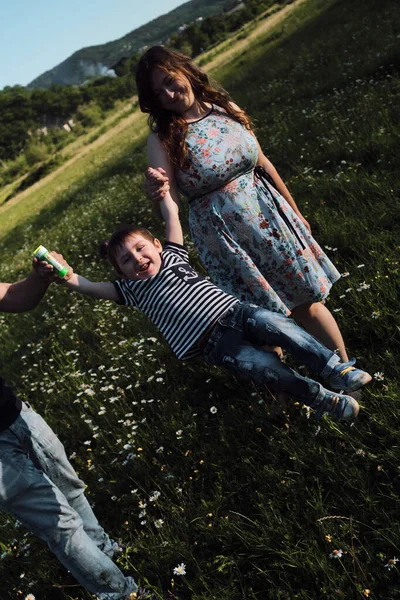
[
  {"x1": 328, "y1": 358, "x2": 372, "y2": 392},
  {"x1": 312, "y1": 389, "x2": 360, "y2": 421}
]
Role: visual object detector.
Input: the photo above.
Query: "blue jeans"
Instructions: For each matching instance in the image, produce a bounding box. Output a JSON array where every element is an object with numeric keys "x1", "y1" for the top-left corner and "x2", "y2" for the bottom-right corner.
[
  {"x1": 203, "y1": 303, "x2": 340, "y2": 405},
  {"x1": 0, "y1": 402, "x2": 137, "y2": 598}
]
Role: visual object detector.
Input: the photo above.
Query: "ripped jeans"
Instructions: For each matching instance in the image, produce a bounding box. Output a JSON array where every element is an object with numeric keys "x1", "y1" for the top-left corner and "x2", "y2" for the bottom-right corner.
[
  {"x1": 203, "y1": 303, "x2": 340, "y2": 405},
  {"x1": 0, "y1": 402, "x2": 137, "y2": 598}
]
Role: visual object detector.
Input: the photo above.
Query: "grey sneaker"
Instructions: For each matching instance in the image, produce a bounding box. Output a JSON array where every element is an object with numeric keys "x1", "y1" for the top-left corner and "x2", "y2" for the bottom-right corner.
[
  {"x1": 97, "y1": 577, "x2": 139, "y2": 600},
  {"x1": 312, "y1": 389, "x2": 360, "y2": 420},
  {"x1": 328, "y1": 358, "x2": 372, "y2": 392}
]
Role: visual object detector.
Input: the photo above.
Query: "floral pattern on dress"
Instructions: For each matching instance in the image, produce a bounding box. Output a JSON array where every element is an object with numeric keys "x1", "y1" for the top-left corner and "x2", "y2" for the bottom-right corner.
[{"x1": 175, "y1": 106, "x2": 341, "y2": 315}]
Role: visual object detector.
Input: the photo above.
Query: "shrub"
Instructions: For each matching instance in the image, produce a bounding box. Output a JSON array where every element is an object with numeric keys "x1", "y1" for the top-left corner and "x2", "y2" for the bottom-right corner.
[
  {"x1": 76, "y1": 101, "x2": 103, "y2": 127},
  {"x1": 24, "y1": 141, "x2": 50, "y2": 166}
]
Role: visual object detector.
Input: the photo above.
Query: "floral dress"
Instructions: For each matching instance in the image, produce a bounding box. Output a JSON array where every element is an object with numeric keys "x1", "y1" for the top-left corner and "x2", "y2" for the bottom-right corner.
[{"x1": 175, "y1": 106, "x2": 341, "y2": 315}]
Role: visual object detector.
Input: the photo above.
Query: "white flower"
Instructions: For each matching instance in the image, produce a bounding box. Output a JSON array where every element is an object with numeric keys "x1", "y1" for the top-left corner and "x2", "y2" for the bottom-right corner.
[
  {"x1": 329, "y1": 549, "x2": 343, "y2": 559},
  {"x1": 25, "y1": 595, "x2": 36, "y2": 600},
  {"x1": 384, "y1": 557, "x2": 399, "y2": 570},
  {"x1": 374, "y1": 372, "x2": 385, "y2": 381},
  {"x1": 210, "y1": 406, "x2": 218, "y2": 414},
  {"x1": 150, "y1": 491, "x2": 161, "y2": 501},
  {"x1": 176, "y1": 430, "x2": 183, "y2": 438},
  {"x1": 371, "y1": 311, "x2": 380, "y2": 319},
  {"x1": 173, "y1": 562, "x2": 187, "y2": 576},
  {"x1": 154, "y1": 519, "x2": 164, "y2": 529},
  {"x1": 156, "y1": 446, "x2": 164, "y2": 454}
]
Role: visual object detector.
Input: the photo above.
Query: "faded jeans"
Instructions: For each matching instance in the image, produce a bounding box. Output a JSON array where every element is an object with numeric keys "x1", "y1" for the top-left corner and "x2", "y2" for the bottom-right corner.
[
  {"x1": 0, "y1": 402, "x2": 137, "y2": 598},
  {"x1": 203, "y1": 303, "x2": 340, "y2": 405}
]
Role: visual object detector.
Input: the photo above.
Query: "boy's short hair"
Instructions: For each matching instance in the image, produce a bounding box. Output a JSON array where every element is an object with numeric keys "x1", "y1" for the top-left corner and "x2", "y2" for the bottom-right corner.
[{"x1": 99, "y1": 226, "x2": 156, "y2": 274}]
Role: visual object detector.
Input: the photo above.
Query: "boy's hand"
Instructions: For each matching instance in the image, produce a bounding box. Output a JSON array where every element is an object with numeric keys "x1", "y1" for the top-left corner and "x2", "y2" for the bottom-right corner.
[
  {"x1": 144, "y1": 167, "x2": 170, "y2": 201},
  {"x1": 32, "y1": 252, "x2": 73, "y2": 283}
]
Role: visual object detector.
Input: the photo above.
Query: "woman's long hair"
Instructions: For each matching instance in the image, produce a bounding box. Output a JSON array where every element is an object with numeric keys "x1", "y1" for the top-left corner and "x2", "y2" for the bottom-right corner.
[{"x1": 135, "y1": 46, "x2": 253, "y2": 169}]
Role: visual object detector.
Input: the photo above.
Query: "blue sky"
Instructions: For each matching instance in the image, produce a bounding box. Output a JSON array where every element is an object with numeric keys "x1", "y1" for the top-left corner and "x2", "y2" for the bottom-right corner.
[{"x1": 0, "y1": 0, "x2": 186, "y2": 90}]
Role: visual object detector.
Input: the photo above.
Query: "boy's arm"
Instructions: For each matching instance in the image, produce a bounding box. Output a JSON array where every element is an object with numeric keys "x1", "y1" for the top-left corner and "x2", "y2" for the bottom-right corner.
[
  {"x1": 159, "y1": 191, "x2": 184, "y2": 246},
  {"x1": 63, "y1": 272, "x2": 120, "y2": 302}
]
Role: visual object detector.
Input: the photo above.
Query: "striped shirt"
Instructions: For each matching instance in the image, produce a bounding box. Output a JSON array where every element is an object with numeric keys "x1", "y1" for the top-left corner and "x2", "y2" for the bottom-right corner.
[{"x1": 114, "y1": 242, "x2": 239, "y2": 360}]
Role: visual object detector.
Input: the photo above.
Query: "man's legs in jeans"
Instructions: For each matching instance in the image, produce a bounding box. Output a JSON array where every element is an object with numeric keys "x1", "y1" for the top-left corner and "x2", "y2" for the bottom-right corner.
[
  {"x1": 24, "y1": 405, "x2": 116, "y2": 557},
  {"x1": 204, "y1": 304, "x2": 341, "y2": 406},
  {"x1": 0, "y1": 403, "x2": 137, "y2": 598}
]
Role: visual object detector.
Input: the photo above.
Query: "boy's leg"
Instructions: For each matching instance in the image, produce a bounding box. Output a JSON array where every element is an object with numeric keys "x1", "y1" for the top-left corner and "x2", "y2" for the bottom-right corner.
[
  {"x1": 0, "y1": 404, "x2": 138, "y2": 598},
  {"x1": 234, "y1": 304, "x2": 340, "y2": 377},
  {"x1": 205, "y1": 323, "x2": 322, "y2": 405},
  {"x1": 237, "y1": 304, "x2": 370, "y2": 390},
  {"x1": 206, "y1": 329, "x2": 358, "y2": 417}
]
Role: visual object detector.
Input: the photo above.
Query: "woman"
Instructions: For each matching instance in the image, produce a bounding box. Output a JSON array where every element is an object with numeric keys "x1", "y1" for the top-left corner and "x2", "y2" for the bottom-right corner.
[{"x1": 136, "y1": 46, "x2": 348, "y2": 361}]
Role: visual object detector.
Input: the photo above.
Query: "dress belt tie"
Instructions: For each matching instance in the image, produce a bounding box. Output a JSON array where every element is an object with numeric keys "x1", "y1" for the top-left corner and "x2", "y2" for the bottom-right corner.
[{"x1": 254, "y1": 165, "x2": 306, "y2": 250}]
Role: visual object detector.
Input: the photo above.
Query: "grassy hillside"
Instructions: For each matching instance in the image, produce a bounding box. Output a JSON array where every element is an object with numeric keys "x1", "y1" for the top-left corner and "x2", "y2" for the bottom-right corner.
[{"x1": 0, "y1": 0, "x2": 399, "y2": 598}]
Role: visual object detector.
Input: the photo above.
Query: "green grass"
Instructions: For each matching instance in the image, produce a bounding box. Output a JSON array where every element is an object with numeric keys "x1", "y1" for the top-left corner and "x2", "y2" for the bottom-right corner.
[{"x1": 0, "y1": 0, "x2": 400, "y2": 598}]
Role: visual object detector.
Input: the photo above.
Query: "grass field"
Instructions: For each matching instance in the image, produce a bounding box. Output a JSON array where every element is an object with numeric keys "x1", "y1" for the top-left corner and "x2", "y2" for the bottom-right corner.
[{"x1": 0, "y1": 0, "x2": 399, "y2": 598}]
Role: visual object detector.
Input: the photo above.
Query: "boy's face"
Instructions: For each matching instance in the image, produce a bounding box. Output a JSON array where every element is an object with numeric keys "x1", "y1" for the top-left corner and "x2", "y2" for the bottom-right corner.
[{"x1": 115, "y1": 234, "x2": 162, "y2": 280}]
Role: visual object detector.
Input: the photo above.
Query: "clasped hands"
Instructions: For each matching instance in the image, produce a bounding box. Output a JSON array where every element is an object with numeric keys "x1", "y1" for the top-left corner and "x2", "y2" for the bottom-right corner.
[
  {"x1": 33, "y1": 252, "x2": 73, "y2": 283},
  {"x1": 144, "y1": 167, "x2": 170, "y2": 201}
]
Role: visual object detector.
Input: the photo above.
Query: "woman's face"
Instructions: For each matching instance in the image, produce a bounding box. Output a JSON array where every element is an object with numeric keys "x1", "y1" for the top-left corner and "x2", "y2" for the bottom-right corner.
[{"x1": 150, "y1": 67, "x2": 196, "y2": 115}]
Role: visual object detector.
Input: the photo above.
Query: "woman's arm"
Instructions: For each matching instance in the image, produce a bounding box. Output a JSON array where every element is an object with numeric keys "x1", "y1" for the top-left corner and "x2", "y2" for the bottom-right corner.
[
  {"x1": 228, "y1": 101, "x2": 311, "y2": 231},
  {"x1": 254, "y1": 136, "x2": 311, "y2": 232},
  {"x1": 63, "y1": 273, "x2": 120, "y2": 302},
  {"x1": 146, "y1": 134, "x2": 180, "y2": 217}
]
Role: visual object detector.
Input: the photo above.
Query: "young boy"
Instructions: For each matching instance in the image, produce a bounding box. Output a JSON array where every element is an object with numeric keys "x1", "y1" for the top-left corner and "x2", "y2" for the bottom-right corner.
[{"x1": 61, "y1": 191, "x2": 371, "y2": 421}]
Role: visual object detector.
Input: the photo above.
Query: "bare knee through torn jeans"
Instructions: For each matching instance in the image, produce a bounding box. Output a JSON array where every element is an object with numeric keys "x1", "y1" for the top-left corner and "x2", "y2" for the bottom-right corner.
[
  {"x1": 0, "y1": 402, "x2": 137, "y2": 598},
  {"x1": 203, "y1": 303, "x2": 340, "y2": 405}
]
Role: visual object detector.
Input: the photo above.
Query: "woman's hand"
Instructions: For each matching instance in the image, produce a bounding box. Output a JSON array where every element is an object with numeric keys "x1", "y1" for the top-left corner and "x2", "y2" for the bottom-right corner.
[
  {"x1": 297, "y1": 214, "x2": 312, "y2": 233},
  {"x1": 144, "y1": 167, "x2": 170, "y2": 201}
]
